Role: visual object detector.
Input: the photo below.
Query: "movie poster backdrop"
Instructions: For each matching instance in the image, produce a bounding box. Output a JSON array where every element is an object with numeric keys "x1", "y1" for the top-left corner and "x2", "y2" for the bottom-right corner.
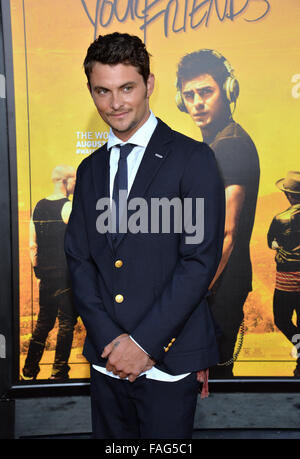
[{"x1": 9, "y1": 0, "x2": 300, "y2": 382}]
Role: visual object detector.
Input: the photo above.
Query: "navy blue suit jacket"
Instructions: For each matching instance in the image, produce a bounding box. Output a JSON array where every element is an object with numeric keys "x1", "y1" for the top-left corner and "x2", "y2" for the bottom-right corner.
[{"x1": 65, "y1": 118, "x2": 225, "y2": 375}]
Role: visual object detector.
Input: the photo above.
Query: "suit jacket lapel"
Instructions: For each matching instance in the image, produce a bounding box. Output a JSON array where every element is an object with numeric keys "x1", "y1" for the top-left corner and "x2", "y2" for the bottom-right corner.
[
  {"x1": 129, "y1": 118, "x2": 173, "y2": 200},
  {"x1": 91, "y1": 119, "x2": 174, "y2": 251},
  {"x1": 91, "y1": 144, "x2": 114, "y2": 251},
  {"x1": 114, "y1": 118, "x2": 174, "y2": 249}
]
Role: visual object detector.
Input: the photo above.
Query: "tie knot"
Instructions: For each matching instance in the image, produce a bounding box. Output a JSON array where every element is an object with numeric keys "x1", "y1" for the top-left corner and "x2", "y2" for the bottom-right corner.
[{"x1": 119, "y1": 143, "x2": 135, "y2": 159}]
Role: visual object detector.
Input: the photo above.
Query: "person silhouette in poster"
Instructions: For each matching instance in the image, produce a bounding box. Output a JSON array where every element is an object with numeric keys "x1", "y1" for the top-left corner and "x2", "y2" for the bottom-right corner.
[
  {"x1": 267, "y1": 171, "x2": 300, "y2": 378},
  {"x1": 175, "y1": 49, "x2": 260, "y2": 378},
  {"x1": 22, "y1": 165, "x2": 78, "y2": 380}
]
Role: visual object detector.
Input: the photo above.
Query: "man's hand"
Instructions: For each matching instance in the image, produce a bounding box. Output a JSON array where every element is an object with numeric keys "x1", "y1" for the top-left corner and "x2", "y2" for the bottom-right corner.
[
  {"x1": 101, "y1": 333, "x2": 129, "y2": 358},
  {"x1": 101, "y1": 335, "x2": 155, "y2": 382}
]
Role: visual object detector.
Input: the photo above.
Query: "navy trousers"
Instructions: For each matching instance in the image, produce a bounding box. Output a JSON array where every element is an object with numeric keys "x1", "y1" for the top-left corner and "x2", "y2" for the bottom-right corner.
[{"x1": 90, "y1": 366, "x2": 199, "y2": 439}]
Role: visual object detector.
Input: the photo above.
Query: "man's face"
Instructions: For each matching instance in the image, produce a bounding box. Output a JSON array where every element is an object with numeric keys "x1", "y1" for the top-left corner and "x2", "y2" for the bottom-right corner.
[
  {"x1": 88, "y1": 62, "x2": 154, "y2": 141},
  {"x1": 181, "y1": 73, "x2": 227, "y2": 130}
]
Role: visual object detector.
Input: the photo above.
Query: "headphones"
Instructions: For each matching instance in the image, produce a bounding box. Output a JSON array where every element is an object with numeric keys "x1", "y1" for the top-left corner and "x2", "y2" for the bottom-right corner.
[{"x1": 175, "y1": 49, "x2": 240, "y2": 113}]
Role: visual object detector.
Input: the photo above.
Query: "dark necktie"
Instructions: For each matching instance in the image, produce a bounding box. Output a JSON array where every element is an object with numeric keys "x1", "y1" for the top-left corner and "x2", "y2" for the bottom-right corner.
[{"x1": 112, "y1": 143, "x2": 135, "y2": 235}]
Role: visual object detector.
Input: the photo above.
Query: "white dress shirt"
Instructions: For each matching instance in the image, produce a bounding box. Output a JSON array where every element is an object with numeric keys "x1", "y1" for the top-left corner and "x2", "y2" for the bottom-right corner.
[{"x1": 93, "y1": 111, "x2": 189, "y2": 382}]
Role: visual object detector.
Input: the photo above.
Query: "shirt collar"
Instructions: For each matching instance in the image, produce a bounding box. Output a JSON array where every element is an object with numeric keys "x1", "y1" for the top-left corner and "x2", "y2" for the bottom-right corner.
[{"x1": 107, "y1": 111, "x2": 158, "y2": 150}]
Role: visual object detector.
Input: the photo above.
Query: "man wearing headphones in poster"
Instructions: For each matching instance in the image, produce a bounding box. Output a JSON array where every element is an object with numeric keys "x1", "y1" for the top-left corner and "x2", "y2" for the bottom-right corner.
[{"x1": 176, "y1": 49, "x2": 260, "y2": 378}]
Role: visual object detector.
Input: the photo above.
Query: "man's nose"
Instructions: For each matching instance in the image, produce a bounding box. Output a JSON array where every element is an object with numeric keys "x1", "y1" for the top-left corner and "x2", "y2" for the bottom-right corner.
[
  {"x1": 193, "y1": 93, "x2": 204, "y2": 108},
  {"x1": 111, "y1": 92, "x2": 123, "y2": 111}
]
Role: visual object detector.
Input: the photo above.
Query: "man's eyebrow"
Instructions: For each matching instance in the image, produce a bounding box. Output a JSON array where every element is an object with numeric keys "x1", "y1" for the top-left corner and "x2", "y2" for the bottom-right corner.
[
  {"x1": 198, "y1": 85, "x2": 214, "y2": 90},
  {"x1": 93, "y1": 85, "x2": 107, "y2": 91},
  {"x1": 92, "y1": 81, "x2": 137, "y2": 91},
  {"x1": 119, "y1": 81, "x2": 136, "y2": 88},
  {"x1": 183, "y1": 85, "x2": 214, "y2": 94}
]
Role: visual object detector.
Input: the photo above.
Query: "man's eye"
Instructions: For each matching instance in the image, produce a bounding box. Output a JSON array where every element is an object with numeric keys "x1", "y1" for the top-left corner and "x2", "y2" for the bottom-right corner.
[
  {"x1": 183, "y1": 92, "x2": 193, "y2": 100},
  {"x1": 200, "y1": 88, "x2": 213, "y2": 96},
  {"x1": 96, "y1": 88, "x2": 107, "y2": 95},
  {"x1": 123, "y1": 86, "x2": 133, "y2": 92}
]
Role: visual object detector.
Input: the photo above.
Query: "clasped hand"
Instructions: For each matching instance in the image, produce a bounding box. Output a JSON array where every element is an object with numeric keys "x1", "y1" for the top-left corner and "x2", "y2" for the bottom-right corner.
[{"x1": 101, "y1": 334, "x2": 155, "y2": 382}]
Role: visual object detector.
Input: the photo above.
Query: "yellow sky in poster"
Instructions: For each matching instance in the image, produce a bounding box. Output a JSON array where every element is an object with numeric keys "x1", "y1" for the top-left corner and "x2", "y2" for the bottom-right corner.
[{"x1": 10, "y1": 0, "x2": 300, "y2": 207}]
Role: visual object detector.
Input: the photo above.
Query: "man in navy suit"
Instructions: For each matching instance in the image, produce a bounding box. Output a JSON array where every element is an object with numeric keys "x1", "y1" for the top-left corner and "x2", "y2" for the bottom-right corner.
[{"x1": 65, "y1": 32, "x2": 225, "y2": 439}]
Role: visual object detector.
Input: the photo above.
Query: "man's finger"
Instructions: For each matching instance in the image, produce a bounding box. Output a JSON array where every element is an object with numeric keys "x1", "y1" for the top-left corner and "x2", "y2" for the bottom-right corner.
[
  {"x1": 128, "y1": 373, "x2": 138, "y2": 383},
  {"x1": 101, "y1": 343, "x2": 114, "y2": 359},
  {"x1": 118, "y1": 371, "x2": 128, "y2": 379},
  {"x1": 101, "y1": 333, "x2": 129, "y2": 358},
  {"x1": 106, "y1": 361, "x2": 114, "y2": 373}
]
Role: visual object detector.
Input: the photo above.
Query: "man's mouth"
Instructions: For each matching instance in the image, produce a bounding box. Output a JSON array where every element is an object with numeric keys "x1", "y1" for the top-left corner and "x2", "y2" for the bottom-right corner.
[
  {"x1": 193, "y1": 112, "x2": 207, "y2": 118},
  {"x1": 109, "y1": 111, "x2": 129, "y2": 118}
]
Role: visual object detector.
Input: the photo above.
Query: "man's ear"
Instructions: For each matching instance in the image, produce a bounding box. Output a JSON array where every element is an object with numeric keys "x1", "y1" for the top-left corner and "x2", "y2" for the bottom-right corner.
[{"x1": 146, "y1": 73, "x2": 155, "y2": 98}]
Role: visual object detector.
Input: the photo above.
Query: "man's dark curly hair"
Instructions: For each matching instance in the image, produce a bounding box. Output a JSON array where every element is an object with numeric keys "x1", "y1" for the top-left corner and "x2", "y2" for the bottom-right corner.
[
  {"x1": 84, "y1": 32, "x2": 151, "y2": 86},
  {"x1": 176, "y1": 49, "x2": 231, "y2": 92}
]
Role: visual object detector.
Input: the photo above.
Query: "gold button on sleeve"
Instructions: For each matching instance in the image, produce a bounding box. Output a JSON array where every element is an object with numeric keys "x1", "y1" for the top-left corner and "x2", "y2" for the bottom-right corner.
[
  {"x1": 115, "y1": 294, "x2": 124, "y2": 303},
  {"x1": 115, "y1": 260, "x2": 123, "y2": 268},
  {"x1": 164, "y1": 342, "x2": 172, "y2": 352}
]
